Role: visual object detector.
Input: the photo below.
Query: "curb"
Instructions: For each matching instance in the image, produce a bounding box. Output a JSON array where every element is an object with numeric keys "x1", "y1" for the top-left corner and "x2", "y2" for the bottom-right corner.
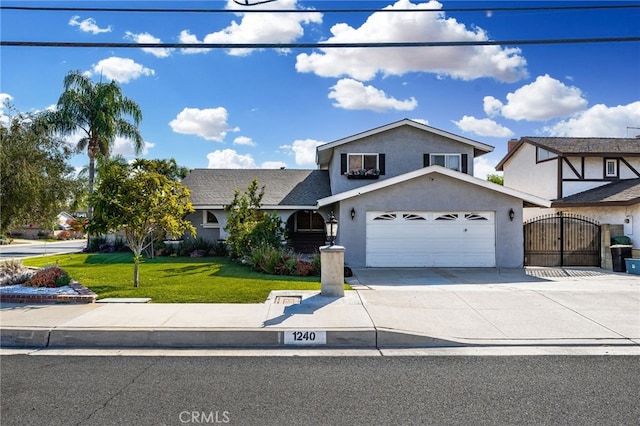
[
  {"x1": 1, "y1": 327, "x2": 377, "y2": 349},
  {"x1": 3, "y1": 327, "x2": 638, "y2": 350}
]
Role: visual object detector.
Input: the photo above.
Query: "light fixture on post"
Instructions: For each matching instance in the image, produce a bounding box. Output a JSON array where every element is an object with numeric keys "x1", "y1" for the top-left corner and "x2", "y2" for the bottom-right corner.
[
  {"x1": 325, "y1": 211, "x2": 338, "y2": 246},
  {"x1": 350, "y1": 207, "x2": 356, "y2": 220},
  {"x1": 508, "y1": 208, "x2": 515, "y2": 221}
]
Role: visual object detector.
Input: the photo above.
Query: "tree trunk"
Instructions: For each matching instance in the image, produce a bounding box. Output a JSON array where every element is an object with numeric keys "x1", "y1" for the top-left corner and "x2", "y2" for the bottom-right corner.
[
  {"x1": 133, "y1": 257, "x2": 139, "y2": 288},
  {"x1": 86, "y1": 150, "x2": 96, "y2": 250}
]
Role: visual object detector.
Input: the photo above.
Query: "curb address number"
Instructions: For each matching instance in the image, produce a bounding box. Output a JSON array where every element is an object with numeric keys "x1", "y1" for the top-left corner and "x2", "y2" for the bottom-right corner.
[{"x1": 284, "y1": 330, "x2": 327, "y2": 345}]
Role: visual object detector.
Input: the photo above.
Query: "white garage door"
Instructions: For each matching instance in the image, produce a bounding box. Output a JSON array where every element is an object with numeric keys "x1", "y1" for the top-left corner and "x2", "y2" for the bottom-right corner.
[{"x1": 366, "y1": 211, "x2": 496, "y2": 267}]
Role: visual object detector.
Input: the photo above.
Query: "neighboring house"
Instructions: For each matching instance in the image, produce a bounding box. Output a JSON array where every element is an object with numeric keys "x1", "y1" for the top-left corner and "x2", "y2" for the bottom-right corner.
[
  {"x1": 496, "y1": 137, "x2": 640, "y2": 246},
  {"x1": 56, "y1": 212, "x2": 74, "y2": 230},
  {"x1": 183, "y1": 119, "x2": 549, "y2": 268}
]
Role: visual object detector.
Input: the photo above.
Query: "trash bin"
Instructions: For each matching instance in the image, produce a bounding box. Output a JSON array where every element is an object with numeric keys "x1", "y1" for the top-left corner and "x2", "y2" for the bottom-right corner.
[{"x1": 611, "y1": 244, "x2": 633, "y2": 272}]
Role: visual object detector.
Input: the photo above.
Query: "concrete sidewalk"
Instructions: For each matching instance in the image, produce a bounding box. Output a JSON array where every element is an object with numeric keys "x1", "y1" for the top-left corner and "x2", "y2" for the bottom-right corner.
[{"x1": 1, "y1": 268, "x2": 639, "y2": 350}]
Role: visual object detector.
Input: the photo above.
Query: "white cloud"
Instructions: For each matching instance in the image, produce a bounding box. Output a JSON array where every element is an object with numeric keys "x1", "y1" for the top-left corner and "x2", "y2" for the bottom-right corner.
[
  {"x1": 262, "y1": 161, "x2": 288, "y2": 169},
  {"x1": 169, "y1": 107, "x2": 239, "y2": 141},
  {"x1": 543, "y1": 101, "x2": 640, "y2": 137},
  {"x1": 124, "y1": 31, "x2": 173, "y2": 58},
  {"x1": 280, "y1": 139, "x2": 324, "y2": 166},
  {"x1": 178, "y1": 30, "x2": 211, "y2": 54},
  {"x1": 410, "y1": 118, "x2": 429, "y2": 125},
  {"x1": 473, "y1": 157, "x2": 499, "y2": 180},
  {"x1": 69, "y1": 16, "x2": 112, "y2": 34},
  {"x1": 329, "y1": 78, "x2": 418, "y2": 112},
  {"x1": 452, "y1": 115, "x2": 514, "y2": 138},
  {"x1": 89, "y1": 57, "x2": 155, "y2": 83},
  {"x1": 296, "y1": 0, "x2": 527, "y2": 82},
  {"x1": 180, "y1": 0, "x2": 322, "y2": 56},
  {"x1": 233, "y1": 136, "x2": 256, "y2": 146},
  {"x1": 207, "y1": 149, "x2": 256, "y2": 168},
  {"x1": 112, "y1": 136, "x2": 155, "y2": 157},
  {"x1": 485, "y1": 74, "x2": 588, "y2": 121}
]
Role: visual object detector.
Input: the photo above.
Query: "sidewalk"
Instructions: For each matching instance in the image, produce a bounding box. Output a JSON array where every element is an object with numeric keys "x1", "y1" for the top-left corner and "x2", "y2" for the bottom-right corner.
[{"x1": 1, "y1": 268, "x2": 639, "y2": 350}]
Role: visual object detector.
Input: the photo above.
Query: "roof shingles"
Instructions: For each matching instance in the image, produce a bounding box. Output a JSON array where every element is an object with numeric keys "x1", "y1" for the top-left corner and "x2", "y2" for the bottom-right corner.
[
  {"x1": 553, "y1": 178, "x2": 640, "y2": 206},
  {"x1": 182, "y1": 169, "x2": 331, "y2": 207}
]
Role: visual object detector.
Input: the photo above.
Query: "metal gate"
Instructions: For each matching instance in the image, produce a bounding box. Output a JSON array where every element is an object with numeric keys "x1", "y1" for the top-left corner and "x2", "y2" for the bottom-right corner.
[{"x1": 524, "y1": 212, "x2": 601, "y2": 267}]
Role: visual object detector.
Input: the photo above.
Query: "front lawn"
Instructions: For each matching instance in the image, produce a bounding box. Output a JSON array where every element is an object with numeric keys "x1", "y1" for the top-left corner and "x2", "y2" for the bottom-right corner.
[{"x1": 22, "y1": 253, "x2": 347, "y2": 303}]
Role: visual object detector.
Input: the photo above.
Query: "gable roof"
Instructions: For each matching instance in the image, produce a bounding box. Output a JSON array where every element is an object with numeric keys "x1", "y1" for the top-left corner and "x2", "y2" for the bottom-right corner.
[
  {"x1": 496, "y1": 136, "x2": 640, "y2": 171},
  {"x1": 552, "y1": 178, "x2": 640, "y2": 207},
  {"x1": 316, "y1": 118, "x2": 494, "y2": 166},
  {"x1": 182, "y1": 169, "x2": 331, "y2": 208},
  {"x1": 317, "y1": 165, "x2": 550, "y2": 208}
]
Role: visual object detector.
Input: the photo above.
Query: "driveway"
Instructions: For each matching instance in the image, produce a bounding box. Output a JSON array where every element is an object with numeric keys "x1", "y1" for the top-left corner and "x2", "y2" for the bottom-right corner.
[{"x1": 348, "y1": 267, "x2": 634, "y2": 288}]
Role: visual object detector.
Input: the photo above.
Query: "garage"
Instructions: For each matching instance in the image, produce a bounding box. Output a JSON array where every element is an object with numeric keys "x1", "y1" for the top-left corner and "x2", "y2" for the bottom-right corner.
[{"x1": 366, "y1": 211, "x2": 496, "y2": 267}]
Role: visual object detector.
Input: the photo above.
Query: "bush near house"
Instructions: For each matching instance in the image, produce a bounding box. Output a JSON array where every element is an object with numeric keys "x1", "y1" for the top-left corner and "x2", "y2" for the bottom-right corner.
[{"x1": 23, "y1": 266, "x2": 71, "y2": 288}]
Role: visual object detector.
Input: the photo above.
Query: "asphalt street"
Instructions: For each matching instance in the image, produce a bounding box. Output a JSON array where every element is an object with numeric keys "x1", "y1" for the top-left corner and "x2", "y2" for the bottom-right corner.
[
  {"x1": 0, "y1": 239, "x2": 86, "y2": 260},
  {"x1": 1, "y1": 355, "x2": 638, "y2": 425}
]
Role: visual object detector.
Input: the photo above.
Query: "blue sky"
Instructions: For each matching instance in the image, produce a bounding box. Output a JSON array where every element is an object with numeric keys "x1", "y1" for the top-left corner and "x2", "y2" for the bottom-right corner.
[{"x1": 1, "y1": 0, "x2": 639, "y2": 178}]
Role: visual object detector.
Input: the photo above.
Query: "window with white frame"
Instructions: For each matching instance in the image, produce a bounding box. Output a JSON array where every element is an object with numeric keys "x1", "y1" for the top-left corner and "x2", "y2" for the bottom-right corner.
[
  {"x1": 430, "y1": 154, "x2": 461, "y2": 171},
  {"x1": 536, "y1": 147, "x2": 557, "y2": 162},
  {"x1": 605, "y1": 159, "x2": 618, "y2": 177},
  {"x1": 348, "y1": 153, "x2": 379, "y2": 173},
  {"x1": 203, "y1": 210, "x2": 219, "y2": 228}
]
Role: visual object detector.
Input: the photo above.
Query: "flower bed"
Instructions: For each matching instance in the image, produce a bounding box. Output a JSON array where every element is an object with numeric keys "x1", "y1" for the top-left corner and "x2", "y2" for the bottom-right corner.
[{"x1": 0, "y1": 281, "x2": 97, "y2": 303}]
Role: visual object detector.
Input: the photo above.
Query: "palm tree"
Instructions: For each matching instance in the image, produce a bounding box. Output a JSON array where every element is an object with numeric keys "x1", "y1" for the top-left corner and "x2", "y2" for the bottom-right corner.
[{"x1": 49, "y1": 70, "x2": 143, "y2": 220}]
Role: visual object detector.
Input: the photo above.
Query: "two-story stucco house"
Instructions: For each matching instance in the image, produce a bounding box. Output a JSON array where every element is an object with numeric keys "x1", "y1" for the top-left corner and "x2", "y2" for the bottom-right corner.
[
  {"x1": 183, "y1": 119, "x2": 549, "y2": 268},
  {"x1": 496, "y1": 137, "x2": 640, "y2": 245}
]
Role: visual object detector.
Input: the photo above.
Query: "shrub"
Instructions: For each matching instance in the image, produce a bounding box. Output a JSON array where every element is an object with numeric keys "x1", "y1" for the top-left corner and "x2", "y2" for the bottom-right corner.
[
  {"x1": 0, "y1": 259, "x2": 35, "y2": 285},
  {"x1": 247, "y1": 245, "x2": 318, "y2": 277},
  {"x1": 23, "y1": 267, "x2": 71, "y2": 288},
  {"x1": 178, "y1": 237, "x2": 214, "y2": 257},
  {"x1": 57, "y1": 230, "x2": 72, "y2": 240},
  {"x1": 210, "y1": 240, "x2": 229, "y2": 257},
  {"x1": 87, "y1": 235, "x2": 107, "y2": 252},
  {"x1": 294, "y1": 259, "x2": 317, "y2": 277}
]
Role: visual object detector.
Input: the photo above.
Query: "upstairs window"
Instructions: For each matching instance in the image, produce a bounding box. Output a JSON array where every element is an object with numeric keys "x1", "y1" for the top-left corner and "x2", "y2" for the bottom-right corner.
[
  {"x1": 430, "y1": 154, "x2": 461, "y2": 172},
  {"x1": 605, "y1": 159, "x2": 618, "y2": 178},
  {"x1": 341, "y1": 153, "x2": 385, "y2": 176},
  {"x1": 348, "y1": 153, "x2": 378, "y2": 173},
  {"x1": 536, "y1": 147, "x2": 557, "y2": 162}
]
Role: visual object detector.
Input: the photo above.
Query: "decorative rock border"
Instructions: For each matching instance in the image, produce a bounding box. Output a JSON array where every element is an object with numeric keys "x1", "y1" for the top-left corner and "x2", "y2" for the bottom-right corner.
[{"x1": 0, "y1": 282, "x2": 97, "y2": 304}]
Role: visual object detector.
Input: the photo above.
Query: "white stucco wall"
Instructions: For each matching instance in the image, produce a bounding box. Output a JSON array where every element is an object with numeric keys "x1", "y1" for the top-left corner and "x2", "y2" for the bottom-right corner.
[{"x1": 503, "y1": 143, "x2": 558, "y2": 199}]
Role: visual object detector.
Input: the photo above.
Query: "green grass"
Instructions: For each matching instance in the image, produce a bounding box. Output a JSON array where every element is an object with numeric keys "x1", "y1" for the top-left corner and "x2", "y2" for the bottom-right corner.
[{"x1": 22, "y1": 253, "x2": 349, "y2": 303}]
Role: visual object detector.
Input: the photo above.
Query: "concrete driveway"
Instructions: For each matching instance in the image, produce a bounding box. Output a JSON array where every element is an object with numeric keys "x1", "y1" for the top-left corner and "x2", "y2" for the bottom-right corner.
[{"x1": 348, "y1": 267, "x2": 631, "y2": 288}]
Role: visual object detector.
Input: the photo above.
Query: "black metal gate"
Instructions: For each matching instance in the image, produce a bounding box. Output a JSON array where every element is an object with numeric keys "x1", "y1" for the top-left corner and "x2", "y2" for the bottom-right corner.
[{"x1": 524, "y1": 212, "x2": 601, "y2": 267}]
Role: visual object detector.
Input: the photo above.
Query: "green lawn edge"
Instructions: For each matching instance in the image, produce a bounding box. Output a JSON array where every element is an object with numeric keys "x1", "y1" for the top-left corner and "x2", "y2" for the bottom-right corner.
[{"x1": 22, "y1": 253, "x2": 351, "y2": 303}]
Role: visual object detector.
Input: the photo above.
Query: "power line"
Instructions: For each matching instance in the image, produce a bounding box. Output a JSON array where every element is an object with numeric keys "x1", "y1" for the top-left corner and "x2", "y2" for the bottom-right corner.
[
  {"x1": 2, "y1": 37, "x2": 639, "y2": 49},
  {"x1": 1, "y1": 4, "x2": 639, "y2": 14}
]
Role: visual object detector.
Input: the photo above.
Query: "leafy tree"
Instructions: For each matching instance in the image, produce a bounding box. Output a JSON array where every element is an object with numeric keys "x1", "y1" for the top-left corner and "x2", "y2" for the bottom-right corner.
[
  {"x1": 89, "y1": 159, "x2": 196, "y2": 287},
  {"x1": 224, "y1": 179, "x2": 286, "y2": 259},
  {"x1": 0, "y1": 108, "x2": 81, "y2": 235},
  {"x1": 487, "y1": 174, "x2": 504, "y2": 185},
  {"x1": 47, "y1": 70, "x2": 143, "y2": 220}
]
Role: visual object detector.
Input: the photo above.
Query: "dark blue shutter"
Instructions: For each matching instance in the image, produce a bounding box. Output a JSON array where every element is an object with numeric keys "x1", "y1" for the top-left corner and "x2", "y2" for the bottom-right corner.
[
  {"x1": 461, "y1": 154, "x2": 468, "y2": 174},
  {"x1": 341, "y1": 154, "x2": 347, "y2": 175},
  {"x1": 423, "y1": 154, "x2": 430, "y2": 167},
  {"x1": 379, "y1": 153, "x2": 385, "y2": 175}
]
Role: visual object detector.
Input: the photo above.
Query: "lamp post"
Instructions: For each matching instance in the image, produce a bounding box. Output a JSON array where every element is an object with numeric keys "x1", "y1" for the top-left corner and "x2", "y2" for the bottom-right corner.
[
  {"x1": 320, "y1": 211, "x2": 344, "y2": 297},
  {"x1": 325, "y1": 211, "x2": 338, "y2": 246}
]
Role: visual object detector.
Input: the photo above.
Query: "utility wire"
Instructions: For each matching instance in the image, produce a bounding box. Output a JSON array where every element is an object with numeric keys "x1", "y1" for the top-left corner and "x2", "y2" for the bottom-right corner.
[
  {"x1": 2, "y1": 37, "x2": 639, "y2": 49},
  {"x1": 1, "y1": 4, "x2": 639, "y2": 14}
]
